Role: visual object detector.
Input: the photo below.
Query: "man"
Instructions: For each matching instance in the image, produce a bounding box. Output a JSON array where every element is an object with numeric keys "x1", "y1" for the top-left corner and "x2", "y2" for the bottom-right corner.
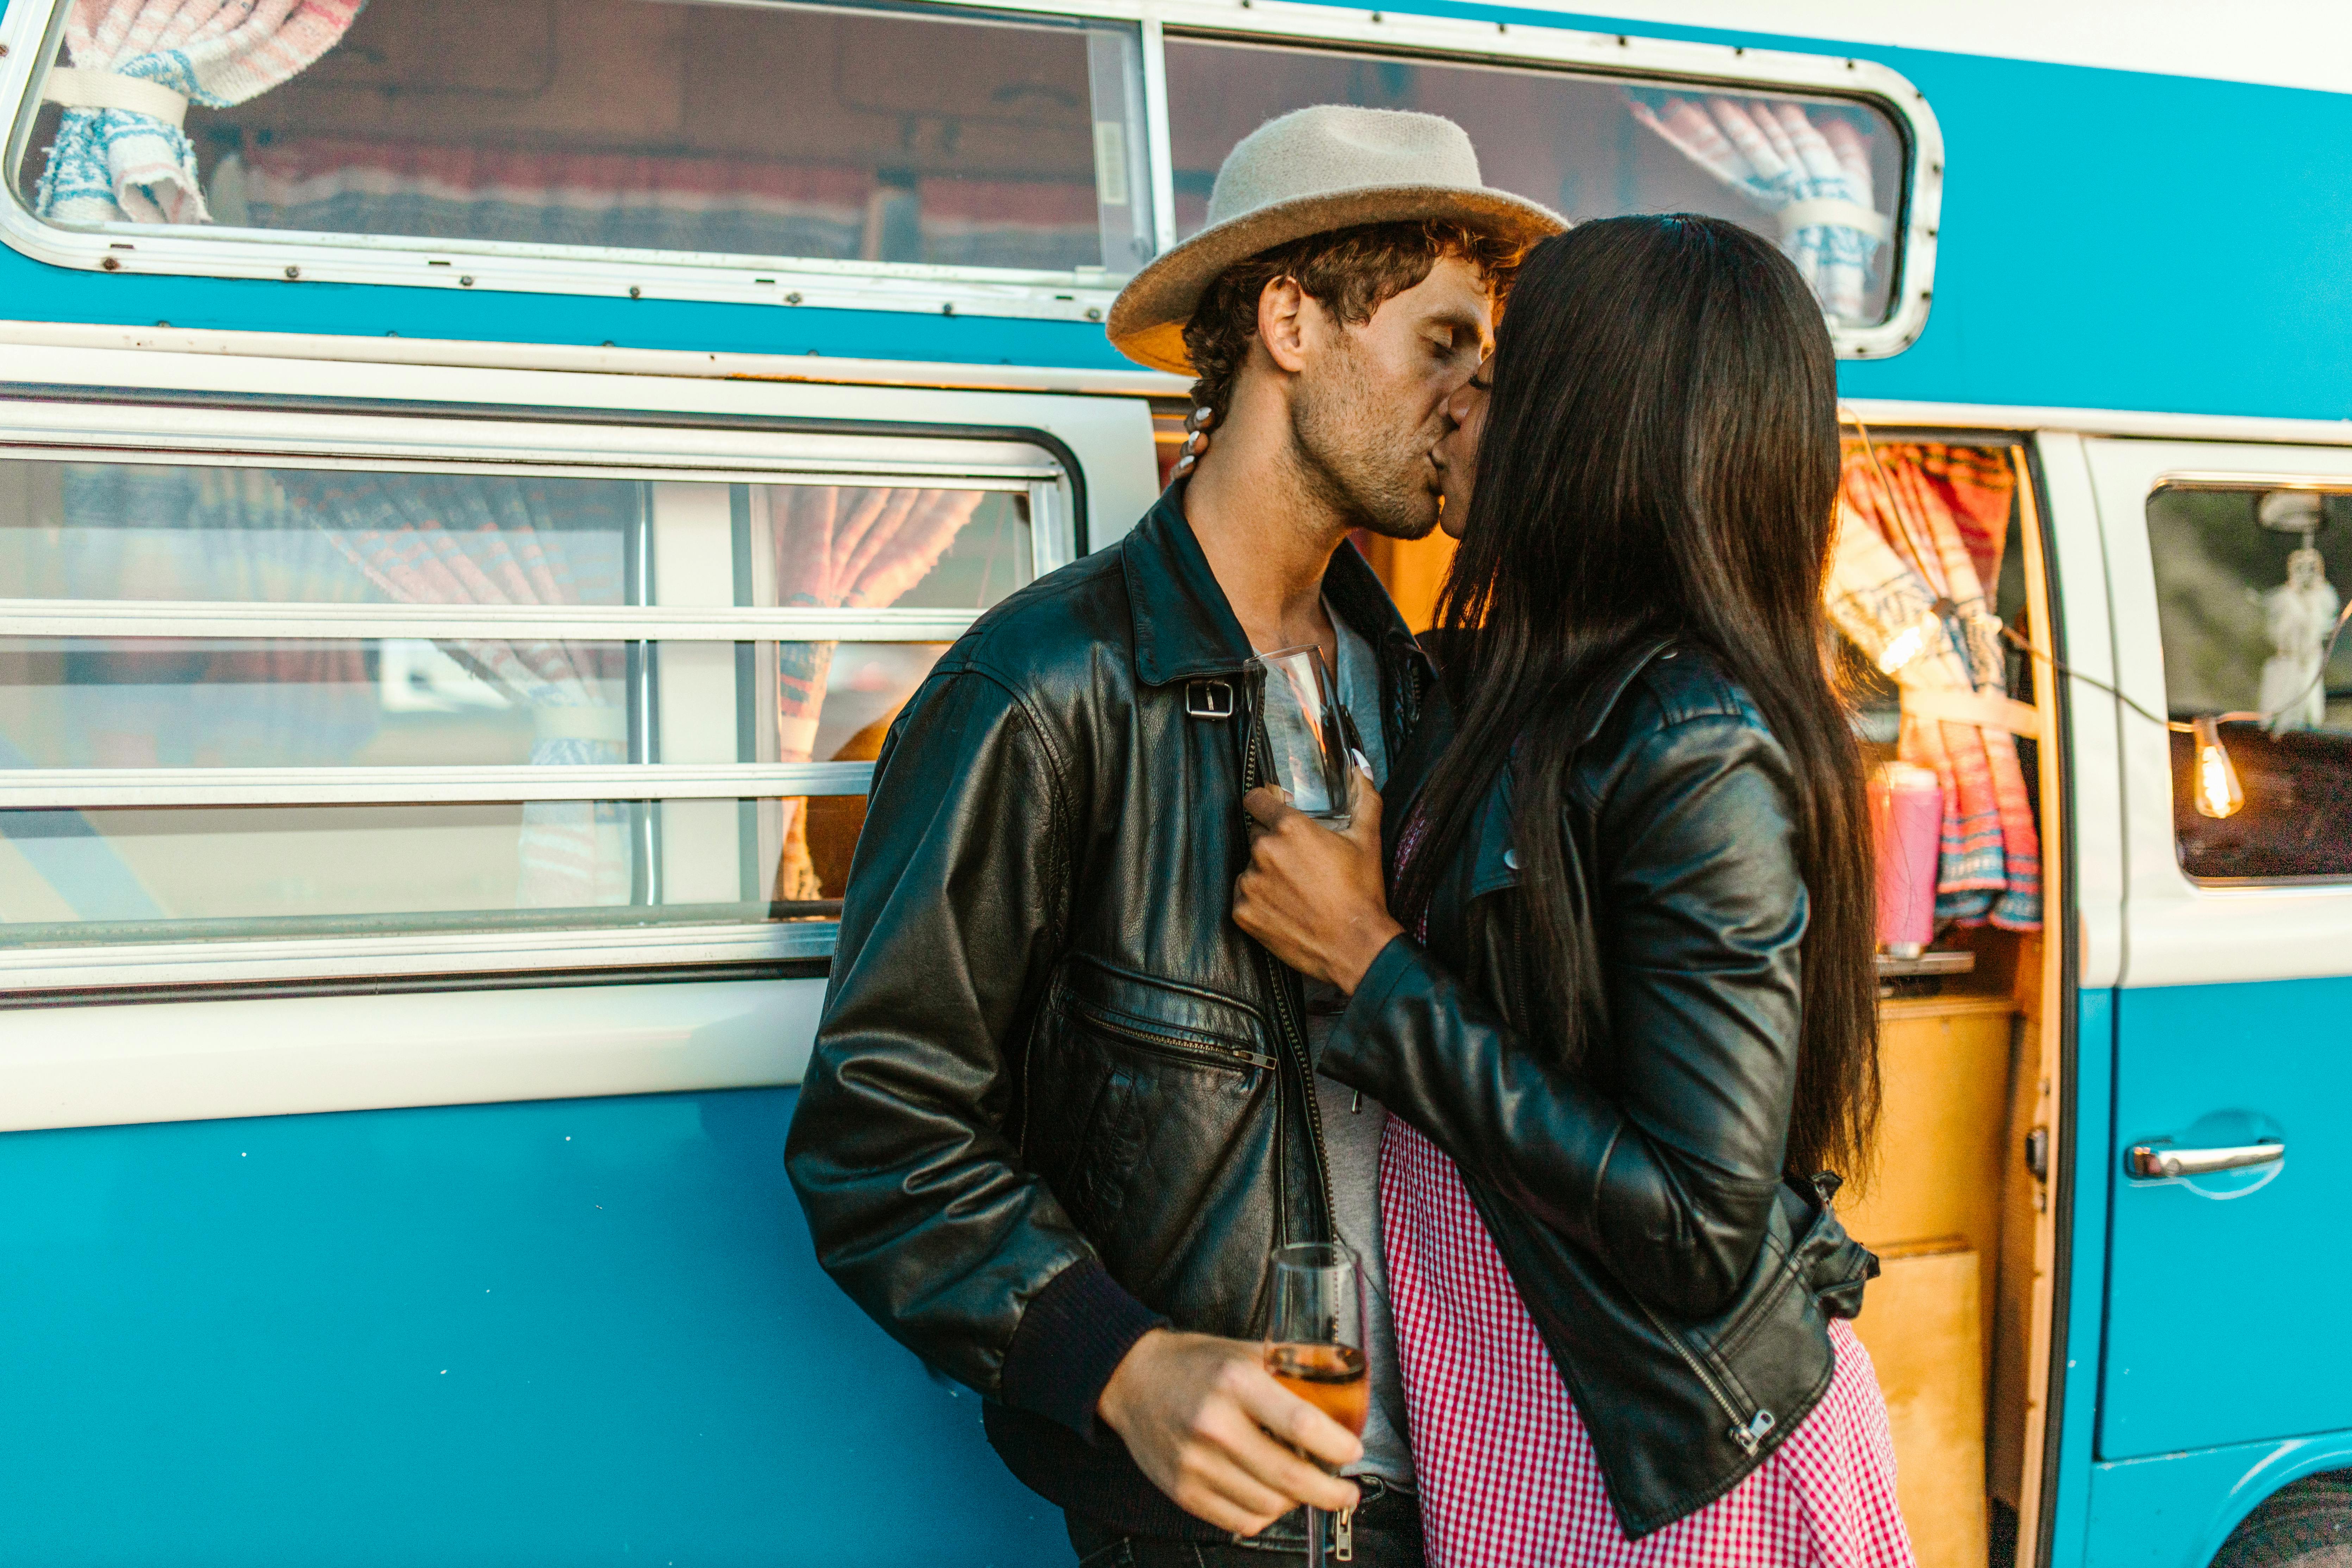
[{"x1": 786, "y1": 106, "x2": 1560, "y2": 1564}]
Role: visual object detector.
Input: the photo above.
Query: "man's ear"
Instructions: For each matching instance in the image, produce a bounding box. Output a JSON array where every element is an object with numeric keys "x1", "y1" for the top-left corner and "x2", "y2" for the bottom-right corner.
[{"x1": 1256, "y1": 276, "x2": 1311, "y2": 375}]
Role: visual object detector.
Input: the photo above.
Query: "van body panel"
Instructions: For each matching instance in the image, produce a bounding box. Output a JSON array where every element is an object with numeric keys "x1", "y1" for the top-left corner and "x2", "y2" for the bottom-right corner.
[
  {"x1": 2036, "y1": 431, "x2": 2126, "y2": 992},
  {"x1": 0, "y1": 1086, "x2": 1069, "y2": 1565},
  {"x1": 2087, "y1": 1432, "x2": 2352, "y2": 1568},
  {"x1": 2100, "y1": 978, "x2": 2351, "y2": 1460},
  {"x1": 2050, "y1": 984, "x2": 2117, "y2": 1568}
]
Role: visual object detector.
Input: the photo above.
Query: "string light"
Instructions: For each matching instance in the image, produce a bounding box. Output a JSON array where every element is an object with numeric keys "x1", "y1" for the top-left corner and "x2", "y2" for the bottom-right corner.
[
  {"x1": 2190, "y1": 716, "x2": 2246, "y2": 819},
  {"x1": 1840, "y1": 410, "x2": 2352, "y2": 822}
]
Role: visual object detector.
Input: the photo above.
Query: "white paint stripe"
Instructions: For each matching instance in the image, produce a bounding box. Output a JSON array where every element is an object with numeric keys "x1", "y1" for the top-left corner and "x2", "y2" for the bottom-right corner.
[{"x1": 0, "y1": 977, "x2": 824, "y2": 1132}]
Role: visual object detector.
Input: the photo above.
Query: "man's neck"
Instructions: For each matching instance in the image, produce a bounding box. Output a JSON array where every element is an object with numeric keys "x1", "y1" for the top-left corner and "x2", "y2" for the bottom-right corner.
[{"x1": 1183, "y1": 391, "x2": 1352, "y2": 658}]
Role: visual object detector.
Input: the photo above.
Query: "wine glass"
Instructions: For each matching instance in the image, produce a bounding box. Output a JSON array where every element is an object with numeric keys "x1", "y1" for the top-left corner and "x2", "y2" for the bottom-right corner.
[
  {"x1": 1249, "y1": 645, "x2": 1354, "y2": 826},
  {"x1": 1264, "y1": 1241, "x2": 1367, "y2": 1568}
]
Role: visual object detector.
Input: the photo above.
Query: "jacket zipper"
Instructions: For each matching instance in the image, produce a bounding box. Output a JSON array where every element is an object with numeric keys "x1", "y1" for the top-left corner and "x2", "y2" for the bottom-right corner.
[
  {"x1": 1239, "y1": 669, "x2": 1335, "y2": 1246},
  {"x1": 1068, "y1": 1001, "x2": 1275, "y2": 1073},
  {"x1": 1635, "y1": 1297, "x2": 1776, "y2": 1457}
]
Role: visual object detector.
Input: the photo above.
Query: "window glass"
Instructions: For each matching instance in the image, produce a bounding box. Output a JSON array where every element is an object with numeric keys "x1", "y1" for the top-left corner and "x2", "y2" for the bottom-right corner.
[
  {"x1": 1163, "y1": 38, "x2": 1904, "y2": 325},
  {"x1": 0, "y1": 445, "x2": 1037, "y2": 955},
  {"x1": 0, "y1": 796, "x2": 871, "y2": 943},
  {"x1": 14, "y1": 0, "x2": 1154, "y2": 278},
  {"x1": 0, "y1": 460, "x2": 1031, "y2": 609},
  {"x1": 0, "y1": 637, "x2": 946, "y2": 771},
  {"x1": 2148, "y1": 487, "x2": 2352, "y2": 880}
]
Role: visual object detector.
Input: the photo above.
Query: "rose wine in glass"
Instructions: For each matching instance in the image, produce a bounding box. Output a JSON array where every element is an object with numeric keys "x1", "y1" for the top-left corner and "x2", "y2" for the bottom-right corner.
[{"x1": 1264, "y1": 1242, "x2": 1367, "y2": 1568}]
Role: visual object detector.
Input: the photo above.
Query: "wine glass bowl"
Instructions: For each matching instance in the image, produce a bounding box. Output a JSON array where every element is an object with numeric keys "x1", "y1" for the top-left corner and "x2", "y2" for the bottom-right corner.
[{"x1": 1263, "y1": 1241, "x2": 1368, "y2": 1567}]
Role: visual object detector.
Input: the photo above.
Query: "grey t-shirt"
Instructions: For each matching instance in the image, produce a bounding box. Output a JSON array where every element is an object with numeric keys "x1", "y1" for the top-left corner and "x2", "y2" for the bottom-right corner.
[{"x1": 1301, "y1": 601, "x2": 1415, "y2": 1491}]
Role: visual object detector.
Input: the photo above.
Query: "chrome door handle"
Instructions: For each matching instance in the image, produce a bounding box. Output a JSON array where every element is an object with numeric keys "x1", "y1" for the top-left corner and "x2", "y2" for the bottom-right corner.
[{"x1": 2126, "y1": 1141, "x2": 2284, "y2": 1179}]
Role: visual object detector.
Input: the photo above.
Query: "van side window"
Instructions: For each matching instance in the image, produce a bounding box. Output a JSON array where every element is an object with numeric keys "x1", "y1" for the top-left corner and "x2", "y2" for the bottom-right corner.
[
  {"x1": 10, "y1": 0, "x2": 1155, "y2": 277},
  {"x1": 1163, "y1": 38, "x2": 1907, "y2": 327},
  {"x1": 2148, "y1": 485, "x2": 2352, "y2": 880},
  {"x1": 0, "y1": 426, "x2": 1064, "y2": 980}
]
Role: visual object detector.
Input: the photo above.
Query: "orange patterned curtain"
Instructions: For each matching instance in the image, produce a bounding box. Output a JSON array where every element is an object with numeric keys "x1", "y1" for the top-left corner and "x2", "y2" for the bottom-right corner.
[{"x1": 1827, "y1": 442, "x2": 2041, "y2": 932}]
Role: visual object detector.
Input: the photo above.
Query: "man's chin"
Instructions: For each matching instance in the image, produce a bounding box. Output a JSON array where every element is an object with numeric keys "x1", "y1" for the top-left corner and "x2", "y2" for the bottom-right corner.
[{"x1": 1354, "y1": 508, "x2": 1441, "y2": 543}]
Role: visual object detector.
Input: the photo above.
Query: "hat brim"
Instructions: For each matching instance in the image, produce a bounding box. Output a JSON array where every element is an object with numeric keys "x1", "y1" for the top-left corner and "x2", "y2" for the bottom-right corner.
[{"x1": 1106, "y1": 184, "x2": 1567, "y2": 376}]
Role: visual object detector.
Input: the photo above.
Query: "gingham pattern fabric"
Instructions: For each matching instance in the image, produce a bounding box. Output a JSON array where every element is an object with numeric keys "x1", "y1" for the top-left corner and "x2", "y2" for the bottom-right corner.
[
  {"x1": 1379, "y1": 1123, "x2": 1915, "y2": 1568},
  {"x1": 1379, "y1": 808, "x2": 1915, "y2": 1568}
]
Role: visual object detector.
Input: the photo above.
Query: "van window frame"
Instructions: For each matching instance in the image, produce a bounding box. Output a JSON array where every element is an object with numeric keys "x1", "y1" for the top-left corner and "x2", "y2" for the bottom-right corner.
[
  {"x1": 0, "y1": 0, "x2": 1943, "y2": 358},
  {"x1": 0, "y1": 391, "x2": 1088, "y2": 996}
]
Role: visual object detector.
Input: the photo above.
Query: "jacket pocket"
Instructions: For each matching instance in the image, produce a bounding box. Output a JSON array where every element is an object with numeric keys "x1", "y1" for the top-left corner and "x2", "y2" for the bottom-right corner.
[
  {"x1": 1058, "y1": 955, "x2": 1276, "y2": 1074},
  {"x1": 1028, "y1": 957, "x2": 1273, "y2": 1239}
]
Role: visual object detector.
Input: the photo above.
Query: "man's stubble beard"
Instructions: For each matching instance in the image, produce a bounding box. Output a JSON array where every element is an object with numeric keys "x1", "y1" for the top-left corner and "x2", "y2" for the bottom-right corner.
[{"x1": 1285, "y1": 337, "x2": 1443, "y2": 543}]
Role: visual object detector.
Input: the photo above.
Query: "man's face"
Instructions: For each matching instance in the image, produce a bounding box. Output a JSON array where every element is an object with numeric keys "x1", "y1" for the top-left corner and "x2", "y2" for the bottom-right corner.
[
  {"x1": 1286, "y1": 254, "x2": 1493, "y2": 541},
  {"x1": 1430, "y1": 352, "x2": 1492, "y2": 540}
]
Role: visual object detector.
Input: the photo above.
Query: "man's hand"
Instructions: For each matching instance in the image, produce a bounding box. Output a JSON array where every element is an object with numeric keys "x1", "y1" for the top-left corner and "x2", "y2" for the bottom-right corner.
[
  {"x1": 1097, "y1": 1329, "x2": 1362, "y2": 1535},
  {"x1": 1233, "y1": 768, "x2": 1401, "y2": 993}
]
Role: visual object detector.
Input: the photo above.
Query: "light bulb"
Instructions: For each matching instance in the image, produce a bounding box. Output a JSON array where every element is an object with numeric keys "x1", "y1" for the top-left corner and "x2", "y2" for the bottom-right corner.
[
  {"x1": 2191, "y1": 716, "x2": 2245, "y2": 819},
  {"x1": 1876, "y1": 614, "x2": 1935, "y2": 676}
]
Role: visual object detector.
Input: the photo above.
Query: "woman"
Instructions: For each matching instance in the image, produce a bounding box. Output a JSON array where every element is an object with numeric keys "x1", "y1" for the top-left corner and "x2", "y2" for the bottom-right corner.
[{"x1": 1231, "y1": 214, "x2": 1914, "y2": 1568}]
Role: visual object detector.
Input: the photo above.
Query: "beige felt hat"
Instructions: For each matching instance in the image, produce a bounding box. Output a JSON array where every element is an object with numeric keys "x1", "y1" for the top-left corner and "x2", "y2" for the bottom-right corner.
[{"x1": 1107, "y1": 104, "x2": 1566, "y2": 376}]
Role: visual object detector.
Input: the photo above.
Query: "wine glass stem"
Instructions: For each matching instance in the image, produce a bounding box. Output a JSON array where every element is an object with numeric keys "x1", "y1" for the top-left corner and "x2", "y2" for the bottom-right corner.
[{"x1": 1305, "y1": 1504, "x2": 1325, "y2": 1568}]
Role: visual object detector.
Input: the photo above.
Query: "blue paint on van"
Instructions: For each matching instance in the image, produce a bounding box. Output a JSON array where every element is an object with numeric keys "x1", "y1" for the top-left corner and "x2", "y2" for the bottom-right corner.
[{"x1": 0, "y1": 1088, "x2": 1066, "y2": 1567}]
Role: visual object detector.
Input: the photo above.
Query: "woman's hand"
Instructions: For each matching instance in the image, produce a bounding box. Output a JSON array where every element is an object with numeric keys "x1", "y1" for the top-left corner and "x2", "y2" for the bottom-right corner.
[{"x1": 1233, "y1": 768, "x2": 1403, "y2": 993}]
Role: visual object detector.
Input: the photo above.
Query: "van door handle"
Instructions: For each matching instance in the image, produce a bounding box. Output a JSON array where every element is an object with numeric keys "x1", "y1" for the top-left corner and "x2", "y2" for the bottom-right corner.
[{"x1": 2126, "y1": 1141, "x2": 2284, "y2": 1179}]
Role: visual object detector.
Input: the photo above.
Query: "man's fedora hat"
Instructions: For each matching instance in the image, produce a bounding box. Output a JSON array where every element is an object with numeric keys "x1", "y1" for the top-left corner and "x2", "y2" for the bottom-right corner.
[{"x1": 1107, "y1": 104, "x2": 1566, "y2": 375}]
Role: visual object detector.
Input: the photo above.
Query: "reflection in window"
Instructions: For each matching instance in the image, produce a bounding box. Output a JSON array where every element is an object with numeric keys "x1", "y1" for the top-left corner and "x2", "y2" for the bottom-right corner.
[
  {"x1": 17, "y1": 0, "x2": 1155, "y2": 277},
  {"x1": 0, "y1": 449, "x2": 1029, "y2": 932},
  {"x1": 2150, "y1": 487, "x2": 2352, "y2": 880},
  {"x1": 0, "y1": 797, "x2": 871, "y2": 943},
  {"x1": 1163, "y1": 38, "x2": 1902, "y2": 325}
]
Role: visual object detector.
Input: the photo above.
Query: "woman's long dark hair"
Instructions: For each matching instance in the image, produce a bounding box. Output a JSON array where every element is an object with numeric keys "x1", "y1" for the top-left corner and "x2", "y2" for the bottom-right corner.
[{"x1": 1399, "y1": 214, "x2": 1878, "y2": 1181}]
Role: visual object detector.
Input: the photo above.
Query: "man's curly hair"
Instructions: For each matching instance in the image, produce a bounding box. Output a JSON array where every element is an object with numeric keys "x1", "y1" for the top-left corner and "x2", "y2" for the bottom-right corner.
[{"x1": 1181, "y1": 218, "x2": 1523, "y2": 424}]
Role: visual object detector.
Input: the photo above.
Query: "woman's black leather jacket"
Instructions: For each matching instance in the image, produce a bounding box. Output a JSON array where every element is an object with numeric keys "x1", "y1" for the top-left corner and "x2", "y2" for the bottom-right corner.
[{"x1": 1318, "y1": 635, "x2": 1879, "y2": 1539}]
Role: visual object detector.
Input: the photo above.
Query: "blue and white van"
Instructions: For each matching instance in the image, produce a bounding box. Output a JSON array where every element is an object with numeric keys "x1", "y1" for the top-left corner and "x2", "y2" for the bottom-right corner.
[{"x1": 0, "y1": 2, "x2": 2346, "y2": 1564}]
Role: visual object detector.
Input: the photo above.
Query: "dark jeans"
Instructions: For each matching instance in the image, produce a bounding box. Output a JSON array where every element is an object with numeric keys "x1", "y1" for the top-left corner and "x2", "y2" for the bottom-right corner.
[{"x1": 1068, "y1": 1479, "x2": 1423, "y2": 1568}]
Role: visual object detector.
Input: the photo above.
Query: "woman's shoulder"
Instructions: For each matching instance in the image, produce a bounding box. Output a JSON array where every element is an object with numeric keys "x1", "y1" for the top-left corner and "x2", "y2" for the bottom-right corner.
[
  {"x1": 1623, "y1": 642, "x2": 1771, "y2": 736},
  {"x1": 1574, "y1": 641, "x2": 1790, "y2": 802}
]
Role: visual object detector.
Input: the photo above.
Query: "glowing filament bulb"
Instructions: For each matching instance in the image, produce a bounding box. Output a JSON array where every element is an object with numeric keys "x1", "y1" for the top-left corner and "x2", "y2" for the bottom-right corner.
[
  {"x1": 1876, "y1": 615, "x2": 1934, "y2": 676},
  {"x1": 2192, "y1": 716, "x2": 2245, "y2": 819}
]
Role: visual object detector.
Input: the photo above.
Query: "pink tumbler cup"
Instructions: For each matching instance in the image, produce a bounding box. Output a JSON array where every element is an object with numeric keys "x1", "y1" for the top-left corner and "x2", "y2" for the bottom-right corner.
[{"x1": 1870, "y1": 762, "x2": 1943, "y2": 957}]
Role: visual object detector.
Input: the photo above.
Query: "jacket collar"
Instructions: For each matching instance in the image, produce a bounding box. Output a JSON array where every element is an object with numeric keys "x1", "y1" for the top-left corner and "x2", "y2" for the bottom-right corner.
[{"x1": 1122, "y1": 480, "x2": 1418, "y2": 687}]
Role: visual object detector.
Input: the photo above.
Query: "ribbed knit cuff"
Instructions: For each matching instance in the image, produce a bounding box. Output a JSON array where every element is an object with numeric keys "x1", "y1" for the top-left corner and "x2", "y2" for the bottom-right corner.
[{"x1": 999, "y1": 1257, "x2": 1167, "y2": 1441}]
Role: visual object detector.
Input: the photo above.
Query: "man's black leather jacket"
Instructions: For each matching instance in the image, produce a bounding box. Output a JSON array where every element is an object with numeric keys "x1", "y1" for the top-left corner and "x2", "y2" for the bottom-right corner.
[
  {"x1": 785, "y1": 487, "x2": 1439, "y2": 1536},
  {"x1": 1320, "y1": 635, "x2": 1879, "y2": 1538}
]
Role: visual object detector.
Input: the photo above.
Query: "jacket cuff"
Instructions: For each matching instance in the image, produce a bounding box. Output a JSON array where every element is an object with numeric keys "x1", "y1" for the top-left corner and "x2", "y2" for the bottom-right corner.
[
  {"x1": 1322, "y1": 935, "x2": 1424, "y2": 1097},
  {"x1": 999, "y1": 1257, "x2": 1167, "y2": 1441},
  {"x1": 1342, "y1": 933, "x2": 1421, "y2": 1024}
]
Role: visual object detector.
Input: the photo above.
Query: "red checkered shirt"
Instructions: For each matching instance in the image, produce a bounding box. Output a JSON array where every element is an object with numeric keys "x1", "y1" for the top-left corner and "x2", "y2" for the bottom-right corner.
[{"x1": 1379, "y1": 812, "x2": 1916, "y2": 1567}]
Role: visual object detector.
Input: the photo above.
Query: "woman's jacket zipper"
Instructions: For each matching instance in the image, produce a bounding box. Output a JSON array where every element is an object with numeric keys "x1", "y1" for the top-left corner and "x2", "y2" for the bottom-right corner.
[{"x1": 1635, "y1": 1295, "x2": 1776, "y2": 1456}]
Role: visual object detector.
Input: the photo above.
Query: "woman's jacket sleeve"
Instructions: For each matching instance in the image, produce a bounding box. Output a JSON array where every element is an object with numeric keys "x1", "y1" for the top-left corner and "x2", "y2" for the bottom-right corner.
[{"x1": 1319, "y1": 712, "x2": 1807, "y2": 1320}]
